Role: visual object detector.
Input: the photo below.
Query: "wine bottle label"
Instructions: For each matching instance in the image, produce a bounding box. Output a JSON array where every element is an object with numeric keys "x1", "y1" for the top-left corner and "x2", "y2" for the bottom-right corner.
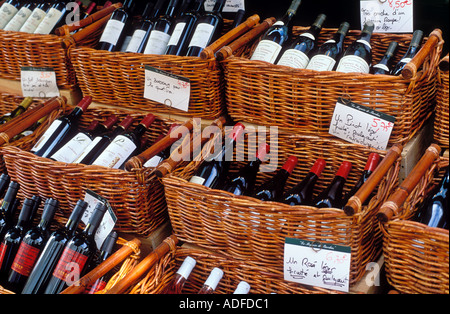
[
  {"x1": 34, "y1": 7, "x2": 64, "y2": 34},
  {"x1": 144, "y1": 30, "x2": 171, "y2": 55},
  {"x1": 336, "y1": 55, "x2": 370, "y2": 74},
  {"x1": 31, "y1": 120, "x2": 62, "y2": 153},
  {"x1": 99, "y1": 19, "x2": 125, "y2": 46},
  {"x1": 51, "y1": 132, "x2": 93, "y2": 163},
  {"x1": 189, "y1": 175, "x2": 206, "y2": 185},
  {"x1": 88, "y1": 279, "x2": 107, "y2": 294},
  {"x1": 92, "y1": 135, "x2": 137, "y2": 169},
  {"x1": 0, "y1": 3, "x2": 19, "y2": 28},
  {"x1": 19, "y1": 8, "x2": 47, "y2": 33},
  {"x1": 188, "y1": 23, "x2": 215, "y2": 49},
  {"x1": 277, "y1": 49, "x2": 310, "y2": 69},
  {"x1": 250, "y1": 39, "x2": 282, "y2": 63},
  {"x1": 11, "y1": 242, "x2": 41, "y2": 276},
  {"x1": 356, "y1": 39, "x2": 371, "y2": 49},
  {"x1": 3, "y1": 6, "x2": 33, "y2": 31},
  {"x1": 125, "y1": 29, "x2": 147, "y2": 53},
  {"x1": 399, "y1": 57, "x2": 412, "y2": 64},
  {"x1": 372, "y1": 63, "x2": 389, "y2": 72},
  {"x1": 143, "y1": 155, "x2": 164, "y2": 168},
  {"x1": 306, "y1": 54, "x2": 336, "y2": 71},
  {"x1": 73, "y1": 136, "x2": 102, "y2": 163},
  {"x1": 119, "y1": 35, "x2": 132, "y2": 52},
  {"x1": 52, "y1": 247, "x2": 89, "y2": 282},
  {"x1": 0, "y1": 243, "x2": 7, "y2": 266},
  {"x1": 167, "y1": 22, "x2": 187, "y2": 47}
]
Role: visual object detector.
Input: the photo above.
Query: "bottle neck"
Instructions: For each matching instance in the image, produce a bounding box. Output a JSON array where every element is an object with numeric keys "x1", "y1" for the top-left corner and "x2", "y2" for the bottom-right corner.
[
  {"x1": 165, "y1": 0, "x2": 179, "y2": 17},
  {"x1": 191, "y1": 0, "x2": 205, "y2": 13},
  {"x1": 211, "y1": 0, "x2": 225, "y2": 14}
]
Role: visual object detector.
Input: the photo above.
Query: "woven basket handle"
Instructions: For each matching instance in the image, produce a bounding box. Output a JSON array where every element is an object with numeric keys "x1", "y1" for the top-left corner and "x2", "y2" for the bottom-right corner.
[
  {"x1": 344, "y1": 144, "x2": 403, "y2": 216},
  {"x1": 377, "y1": 144, "x2": 442, "y2": 223},
  {"x1": 402, "y1": 28, "x2": 443, "y2": 79}
]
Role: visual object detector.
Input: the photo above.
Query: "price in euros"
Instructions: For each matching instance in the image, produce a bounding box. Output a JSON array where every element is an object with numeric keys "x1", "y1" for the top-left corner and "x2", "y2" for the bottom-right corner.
[{"x1": 370, "y1": 118, "x2": 394, "y2": 132}]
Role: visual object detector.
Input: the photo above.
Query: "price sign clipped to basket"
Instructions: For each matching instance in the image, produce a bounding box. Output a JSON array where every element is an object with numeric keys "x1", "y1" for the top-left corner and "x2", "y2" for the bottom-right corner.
[
  {"x1": 360, "y1": 0, "x2": 413, "y2": 33},
  {"x1": 20, "y1": 67, "x2": 60, "y2": 98},
  {"x1": 284, "y1": 238, "x2": 351, "y2": 293},
  {"x1": 144, "y1": 65, "x2": 191, "y2": 112},
  {"x1": 204, "y1": 0, "x2": 245, "y2": 12},
  {"x1": 329, "y1": 98, "x2": 395, "y2": 151}
]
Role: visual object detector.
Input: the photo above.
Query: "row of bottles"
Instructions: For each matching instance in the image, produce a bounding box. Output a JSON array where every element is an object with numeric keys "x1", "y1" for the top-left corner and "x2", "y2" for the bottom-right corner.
[
  {"x1": 250, "y1": 0, "x2": 423, "y2": 75},
  {"x1": 0, "y1": 177, "x2": 118, "y2": 294}
]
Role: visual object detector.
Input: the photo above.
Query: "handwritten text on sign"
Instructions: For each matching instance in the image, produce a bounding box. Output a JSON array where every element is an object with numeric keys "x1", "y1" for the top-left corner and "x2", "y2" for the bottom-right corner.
[
  {"x1": 21, "y1": 67, "x2": 60, "y2": 98},
  {"x1": 205, "y1": 0, "x2": 245, "y2": 12},
  {"x1": 144, "y1": 65, "x2": 191, "y2": 112},
  {"x1": 284, "y1": 238, "x2": 352, "y2": 293},
  {"x1": 329, "y1": 98, "x2": 395, "y2": 151},
  {"x1": 360, "y1": 0, "x2": 413, "y2": 33}
]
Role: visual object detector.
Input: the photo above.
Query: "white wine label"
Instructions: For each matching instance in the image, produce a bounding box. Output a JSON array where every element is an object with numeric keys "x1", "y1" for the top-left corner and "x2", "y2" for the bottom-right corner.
[
  {"x1": 51, "y1": 132, "x2": 93, "y2": 163},
  {"x1": 125, "y1": 29, "x2": 146, "y2": 52},
  {"x1": 143, "y1": 155, "x2": 164, "y2": 168},
  {"x1": 0, "y1": 3, "x2": 19, "y2": 29},
  {"x1": 99, "y1": 19, "x2": 125, "y2": 46},
  {"x1": 306, "y1": 54, "x2": 336, "y2": 71},
  {"x1": 399, "y1": 57, "x2": 412, "y2": 64},
  {"x1": 19, "y1": 8, "x2": 47, "y2": 33},
  {"x1": 21, "y1": 66, "x2": 60, "y2": 98},
  {"x1": 3, "y1": 6, "x2": 33, "y2": 31},
  {"x1": 356, "y1": 39, "x2": 371, "y2": 49},
  {"x1": 34, "y1": 7, "x2": 64, "y2": 34},
  {"x1": 372, "y1": 63, "x2": 389, "y2": 72},
  {"x1": 73, "y1": 136, "x2": 102, "y2": 163},
  {"x1": 144, "y1": 30, "x2": 171, "y2": 55},
  {"x1": 335, "y1": 55, "x2": 370, "y2": 73},
  {"x1": 277, "y1": 49, "x2": 310, "y2": 69},
  {"x1": 189, "y1": 175, "x2": 206, "y2": 185},
  {"x1": 31, "y1": 119, "x2": 62, "y2": 153},
  {"x1": 167, "y1": 22, "x2": 186, "y2": 47},
  {"x1": 250, "y1": 40, "x2": 282, "y2": 64},
  {"x1": 92, "y1": 135, "x2": 137, "y2": 169},
  {"x1": 188, "y1": 23, "x2": 215, "y2": 49}
]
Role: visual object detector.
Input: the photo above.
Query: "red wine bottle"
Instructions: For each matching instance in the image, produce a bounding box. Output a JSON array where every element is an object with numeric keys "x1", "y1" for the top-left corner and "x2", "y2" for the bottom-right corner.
[
  {"x1": 277, "y1": 13, "x2": 326, "y2": 69},
  {"x1": 143, "y1": 123, "x2": 180, "y2": 168},
  {"x1": 252, "y1": 155, "x2": 298, "y2": 201},
  {"x1": 133, "y1": 0, "x2": 168, "y2": 53},
  {"x1": 21, "y1": 200, "x2": 88, "y2": 294},
  {"x1": 19, "y1": 1, "x2": 52, "y2": 33},
  {"x1": 0, "y1": 0, "x2": 21, "y2": 29},
  {"x1": 25, "y1": 195, "x2": 42, "y2": 231},
  {"x1": 125, "y1": 0, "x2": 158, "y2": 53},
  {"x1": 313, "y1": 161, "x2": 352, "y2": 209},
  {"x1": 372, "y1": 41, "x2": 398, "y2": 75},
  {"x1": 34, "y1": 1, "x2": 69, "y2": 35},
  {"x1": 44, "y1": 202, "x2": 107, "y2": 294},
  {"x1": 163, "y1": 256, "x2": 196, "y2": 294},
  {"x1": 280, "y1": 158, "x2": 326, "y2": 206},
  {"x1": 250, "y1": 0, "x2": 301, "y2": 63},
  {"x1": 186, "y1": 0, "x2": 226, "y2": 57},
  {"x1": 91, "y1": 113, "x2": 156, "y2": 169},
  {"x1": 336, "y1": 21, "x2": 374, "y2": 74},
  {"x1": 31, "y1": 96, "x2": 93, "y2": 158},
  {"x1": 391, "y1": 29, "x2": 424, "y2": 76},
  {"x1": 189, "y1": 123, "x2": 246, "y2": 189},
  {"x1": 222, "y1": 143, "x2": 270, "y2": 196},
  {"x1": 0, "y1": 181, "x2": 20, "y2": 241},
  {"x1": 3, "y1": 1, "x2": 36, "y2": 31},
  {"x1": 6, "y1": 198, "x2": 58, "y2": 292},
  {"x1": 198, "y1": 267, "x2": 223, "y2": 294}
]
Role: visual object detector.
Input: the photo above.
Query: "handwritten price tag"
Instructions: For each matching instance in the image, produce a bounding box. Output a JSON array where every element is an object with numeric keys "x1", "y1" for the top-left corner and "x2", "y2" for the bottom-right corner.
[
  {"x1": 284, "y1": 238, "x2": 351, "y2": 292},
  {"x1": 20, "y1": 67, "x2": 60, "y2": 98},
  {"x1": 144, "y1": 65, "x2": 191, "y2": 112},
  {"x1": 204, "y1": 0, "x2": 245, "y2": 12},
  {"x1": 360, "y1": 0, "x2": 413, "y2": 33},
  {"x1": 329, "y1": 98, "x2": 395, "y2": 151}
]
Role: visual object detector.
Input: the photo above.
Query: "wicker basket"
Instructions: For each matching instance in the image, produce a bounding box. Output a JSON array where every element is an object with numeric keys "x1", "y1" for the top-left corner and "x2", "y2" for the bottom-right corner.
[
  {"x1": 1, "y1": 104, "x2": 185, "y2": 236},
  {"x1": 162, "y1": 128, "x2": 402, "y2": 286},
  {"x1": 222, "y1": 27, "x2": 444, "y2": 146},
  {"x1": 379, "y1": 154, "x2": 449, "y2": 294},
  {"x1": 434, "y1": 54, "x2": 449, "y2": 149}
]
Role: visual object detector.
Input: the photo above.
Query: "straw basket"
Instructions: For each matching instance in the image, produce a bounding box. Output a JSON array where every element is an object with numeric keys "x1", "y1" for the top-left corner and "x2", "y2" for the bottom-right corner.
[
  {"x1": 222, "y1": 27, "x2": 444, "y2": 146},
  {"x1": 162, "y1": 128, "x2": 402, "y2": 285},
  {"x1": 434, "y1": 54, "x2": 449, "y2": 149},
  {"x1": 1, "y1": 104, "x2": 183, "y2": 236},
  {"x1": 379, "y1": 152, "x2": 449, "y2": 294}
]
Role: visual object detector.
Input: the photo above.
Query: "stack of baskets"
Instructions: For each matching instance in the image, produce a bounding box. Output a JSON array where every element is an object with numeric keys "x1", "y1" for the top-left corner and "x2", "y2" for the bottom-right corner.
[{"x1": 434, "y1": 54, "x2": 449, "y2": 149}]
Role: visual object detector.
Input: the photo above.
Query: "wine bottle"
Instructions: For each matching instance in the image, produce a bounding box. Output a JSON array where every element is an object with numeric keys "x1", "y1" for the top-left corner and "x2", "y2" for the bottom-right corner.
[
  {"x1": 50, "y1": 115, "x2": 118, "y2": 164},
  {"x1": 19, "y1": 1, "x2": 52, "y2": 33},
  {"x1": 231, "y1": 9, "x2": 246, "y2": 29},
  {"x1": 3, "y1": 1, "x2": 36, "y2": 31},
  {"x1": 336, "y1": 21, "x2": 374, "y2": 74},
  {"x1": 313, "y1": 161, "x2": 352, "y2": 209},
  {"x1": 25, "y1": 195, "x2": 42, "y2": 231},
  {"x1": 132, "y1": 0, "x2": 167, "y2": 53},
  {"x1": 416, "y1": 168, "x2": 449, "y2": 229},
  {"x1": 6, "y1": 198, "x2": 58, "y2": 292},
  {"x1": 0, "y1": 198, "x2": 34, "y2": 281},
  {"x1": 0, "y1": 97, "x2": 33, "y2": 125},
  {"x1": 341, "y1": 153, "x2": 380, "y2": 207},
  {"x1": 97, "y1": 0, "x2": 136, "y2": 51},
  {"x1": 0, "y1": 0, "x2": 21, "y2": 29},
  {"x1": 31, "y1": 96, "x2": 93, "y2": 158},
  {"x1": 371, "y1": 41, "x2": 398, "y2": 75},
  {"x1": 34, "y1": 0, "x2": 69, "y2": 35},
  {"x1": 124, "y1": 0, "x2": 157, "y2": 53},
  {"x1": 198, "y1": 267, "x2": 223, "y2": 294},
  {"x1": 165, "y1": 0, "x2": 206, "y2": 56},
  {"x1": 233, "y1": 281, "x2": 250, "y2": 294},
  {"x1": 189, "y1": 122, "x2": 246, "y2": 189},
  {"x1": 91, "y1": 113, "x2": 156, "y2": 169},
  {"x1": 185, "y1": 0, "x2": 225, "y2": 57},
  {"x1": 21, "y1": 200, "x2": 88, "y2": 294},
  {"x1": 86, "y1": 231, "x2": 118, "y2": 294},
  {"x1": 390, "y1": 29, "x2": 424, "y2": 76},
  {"x1": 0, "y1": 181, "x2": 20, "y2": 241},
  {"x1": 44, "y1": 202, "x2": 107, "y2": 294},
  {"x1": 250, "y1": 0, "x2": 302, "y2": 63},
  {"x1": 73, "y1": 115, "x2": 134, "y2": 165},
  {"x1": 306, "y1": 21, "x2": 350, "y2": 71},
  {"x1": 0, "y1": 174, "x2": 11, "y2": 199},
  {"x1": 222, "y1": 142, "x2": 269, "y2": 196},
  {"x1": 163, "y1": 256, "x2": 196, "y2": 294},
  {"x1": 277, "y1": 13, "x2": 326, "y2": 69},
  {"x1": 143, "y1": 123, "x2": 180, "y2": 168},
  {"x1": 11, "y1": 116, "x2": 48, "y2": 142},
  {"x1": 280, "y1": 158, "x2": 326, "y2": 206}
]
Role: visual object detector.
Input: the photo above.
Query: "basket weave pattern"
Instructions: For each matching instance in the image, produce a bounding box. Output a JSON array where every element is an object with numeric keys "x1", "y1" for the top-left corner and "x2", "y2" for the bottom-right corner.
[{"x1": 434, "y1": 59, "x2": 449, "y2": 148}]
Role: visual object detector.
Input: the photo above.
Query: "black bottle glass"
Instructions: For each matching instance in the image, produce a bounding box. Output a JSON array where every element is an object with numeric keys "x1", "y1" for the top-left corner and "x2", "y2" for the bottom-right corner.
[
  {"x1": 0, "y1": 181, "x2": 20, "y2": 241},
  {"x1": 391, "y1": 29, "x2": 424, "y2": 76},
  {"x1": 372, "y1": 41, "x2": 399, "y2": 75}
]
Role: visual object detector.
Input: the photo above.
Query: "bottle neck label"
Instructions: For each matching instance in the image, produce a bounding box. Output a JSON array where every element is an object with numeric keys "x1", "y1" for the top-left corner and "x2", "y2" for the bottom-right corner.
[
  {"x1": 277, "y1": 48, "x2": 310, "y2": 69},
  {"x1": 125, "y1": 29, "x2": 147, "y2": 53},
  {"x1": 99, "y1": 19, "x2": 125, "y2": 46},
  {"x1": 51, "y1": 132, "x2": 93, "y2": 163},
  {"x1": 356, "y1": 39, "x2": 371, "y2": 49},
  {"x1": 188, "y1": 23, "x2": 215, "y2": 49},
  {"x1": 92, "y1": 135, "x2": 137, "y2": 169},
  {"x1": 250, "y1": 40, "x2": 282, "y2": 64},
  {"x1": 52, "y1": 247, "x2": 89, "y2": 282},
  {"x1": 20, "y1": 8, "x2": 47, "y2": 33},
  {"x1": 11, "y1": 242, "x2": 41, "y2": 277},
  {"x1": 144, "y1": 30, "x2": 171, "y2": 55},
  {"x1": 373, "y1": 63, "x2": 389, "y2": 72},
  {"x1": 3, "y1": 6, "x2": 33, "y2": 31},
  {"x1": 273, "y1": 21, "x2": 285, "y2": 27},
  {"x1": 336, "y1": 55, "x2": 370, "y2": 74},
  {"x1": 306, "y1": 54, "x2": 336, "y2": 71}
]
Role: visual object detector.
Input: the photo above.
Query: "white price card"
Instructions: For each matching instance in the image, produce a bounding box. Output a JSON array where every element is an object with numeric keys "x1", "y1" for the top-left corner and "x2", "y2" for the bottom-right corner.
[
  {"x1": 82, "y1": 190, "x2": 117, "y2": 250},
  {"x1": 360, "y1": 0, "x2": 413, "y2": 33},
  {"x1": 204, "y1": 0, "x2": 245, "y2": 12},
  {"x1": 284, "y1": 238, "x2": 352, "y2": 293},
  {"x1": 144, "y1": 65, "x2": 191, "y2": 112},
  {"x1": 329, "y1": 98, "x2": 395, "y2": 151},
  {"x1": 20, "y1": 66, "x2": 60, "y2": 98}
]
